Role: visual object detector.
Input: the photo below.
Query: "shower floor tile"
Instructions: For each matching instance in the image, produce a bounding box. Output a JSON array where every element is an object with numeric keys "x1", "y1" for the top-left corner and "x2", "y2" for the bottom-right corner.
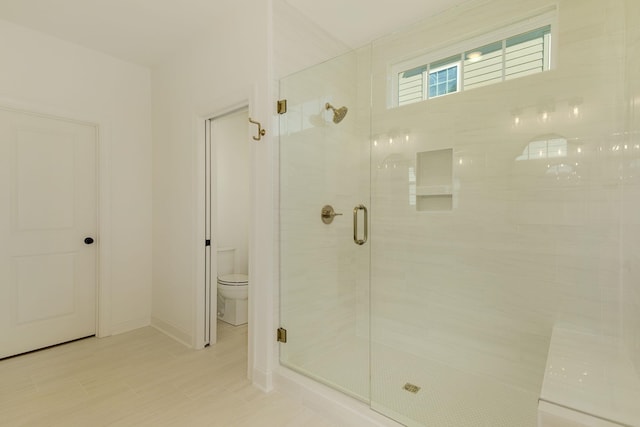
[
  {"x1": 291, "y1": 336, "x2": 540, "y2": 427},
  {"x1": 371, "y1": 342, "x2": 539, "y2": 427}
]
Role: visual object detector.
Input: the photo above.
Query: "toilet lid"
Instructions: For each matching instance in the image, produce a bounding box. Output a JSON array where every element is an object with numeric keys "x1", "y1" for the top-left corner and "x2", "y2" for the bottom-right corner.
[{"x1": 218, "y1": 273, "x2": 248, "y2": 286}]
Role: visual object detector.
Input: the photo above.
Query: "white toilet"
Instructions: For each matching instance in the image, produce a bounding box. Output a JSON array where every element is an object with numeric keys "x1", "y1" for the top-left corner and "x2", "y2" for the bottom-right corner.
[{"x1": 217, "y1": 248, "x2": 248, "y2": 326}]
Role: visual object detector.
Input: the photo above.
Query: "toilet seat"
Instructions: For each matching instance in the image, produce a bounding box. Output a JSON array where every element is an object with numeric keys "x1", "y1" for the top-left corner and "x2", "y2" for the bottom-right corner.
[{"x1": 217, "y1": 273, "x2": 248, "y2": 286}]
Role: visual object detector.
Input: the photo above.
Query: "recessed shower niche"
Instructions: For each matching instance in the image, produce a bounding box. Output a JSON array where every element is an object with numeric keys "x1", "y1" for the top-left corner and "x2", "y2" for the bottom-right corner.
[{"x1": 415, "y1": 148, "x2": 453, "y2": 211}]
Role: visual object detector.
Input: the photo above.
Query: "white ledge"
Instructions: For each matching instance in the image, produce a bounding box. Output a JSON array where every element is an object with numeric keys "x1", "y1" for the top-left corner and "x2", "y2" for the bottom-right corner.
[{"x1": 539, "y1": 327, "x2": 640, "y2": 427}]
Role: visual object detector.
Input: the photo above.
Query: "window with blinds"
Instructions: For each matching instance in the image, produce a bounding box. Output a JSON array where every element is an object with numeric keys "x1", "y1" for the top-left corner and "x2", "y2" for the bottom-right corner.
[{"x1": 397, "y1": 25, "x2": 552, "y2": 107}]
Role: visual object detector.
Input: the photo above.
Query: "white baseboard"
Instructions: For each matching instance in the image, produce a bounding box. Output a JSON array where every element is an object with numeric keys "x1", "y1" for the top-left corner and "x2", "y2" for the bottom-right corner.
[
  {"x1": 150, "y1": 316, "x2": 193, "y2": 347},
  {"x1": 252, "y1": 367, "x2": 274, "y2": 392},
  {"x1": 110, "y1": 316, "x2": 150, "y2": 336},
  {"x1": 538, "y1": 401, "x2": 625, "y2": 427}
]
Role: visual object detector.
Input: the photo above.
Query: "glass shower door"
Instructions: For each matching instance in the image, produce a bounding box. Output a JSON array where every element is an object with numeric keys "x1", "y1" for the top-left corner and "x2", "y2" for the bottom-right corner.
[{"x1": 278, "y1": 50, "x2": 371, "y2": 401}]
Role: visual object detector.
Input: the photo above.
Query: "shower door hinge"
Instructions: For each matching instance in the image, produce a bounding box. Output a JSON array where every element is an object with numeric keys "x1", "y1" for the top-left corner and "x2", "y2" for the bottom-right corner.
[
  {"x1": 277, "y1": 99, "x2": 287, "y2": 114},
  {"x1": 277, "y1": 327, "x2": 287, "y2": 343}
]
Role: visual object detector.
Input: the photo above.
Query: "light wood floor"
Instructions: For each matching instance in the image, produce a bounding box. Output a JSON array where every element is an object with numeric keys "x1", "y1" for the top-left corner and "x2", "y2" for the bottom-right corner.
[{"x1": 0, "y1": 322, "x2": 338, "y2": 427}]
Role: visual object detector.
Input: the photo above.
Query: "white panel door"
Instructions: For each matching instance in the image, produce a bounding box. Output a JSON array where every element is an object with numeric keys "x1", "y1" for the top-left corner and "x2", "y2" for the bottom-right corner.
[{"x1": 0, "y1": 109, "x2": 97, "y2": 359}]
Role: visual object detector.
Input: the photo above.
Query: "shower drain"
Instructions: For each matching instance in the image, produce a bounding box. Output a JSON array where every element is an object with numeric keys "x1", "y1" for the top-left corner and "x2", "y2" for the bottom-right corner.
[{"x1": 403, "y1": 383, "x2": 421, "y2": 394}]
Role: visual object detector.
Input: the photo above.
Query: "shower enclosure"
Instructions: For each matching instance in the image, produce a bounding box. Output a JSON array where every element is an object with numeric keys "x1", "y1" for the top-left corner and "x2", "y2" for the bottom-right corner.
[{"x1": 279, "y1": 1, "x2": 640, "y2": 426}]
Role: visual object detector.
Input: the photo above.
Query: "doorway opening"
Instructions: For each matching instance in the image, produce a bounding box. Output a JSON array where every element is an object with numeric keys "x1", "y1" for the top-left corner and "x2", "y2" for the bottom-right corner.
[{"x1": 204, "y1": 107, "x2": 251, "y2": 346}]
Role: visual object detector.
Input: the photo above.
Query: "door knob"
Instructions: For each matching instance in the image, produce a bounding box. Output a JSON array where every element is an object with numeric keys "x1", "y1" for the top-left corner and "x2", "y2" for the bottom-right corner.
[{"x1": 84, "y1": 237, "x2": 95, "y2": 245}]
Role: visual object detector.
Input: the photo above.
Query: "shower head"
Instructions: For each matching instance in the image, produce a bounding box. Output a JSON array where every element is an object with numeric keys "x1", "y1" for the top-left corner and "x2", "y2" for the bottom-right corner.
[{"x1": 325, "y1": 102, "x2": 348, "y2": 124}]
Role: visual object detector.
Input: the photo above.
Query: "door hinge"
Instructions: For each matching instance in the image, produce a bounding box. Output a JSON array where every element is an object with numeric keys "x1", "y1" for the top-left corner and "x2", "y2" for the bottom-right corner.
[
  {"x1": 205, "y1": 239, "x2": 211, "y2": 247},
  {"x1": 277, "y1": 99, "x2": 287, "y2": 115},
  {"x1": 277, "y1": 327, "x2": 287, "y2": 343}
]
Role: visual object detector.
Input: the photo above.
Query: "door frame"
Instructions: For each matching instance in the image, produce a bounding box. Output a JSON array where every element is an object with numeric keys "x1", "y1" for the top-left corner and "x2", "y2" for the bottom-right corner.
[
  {"x1": 194, "y1": 83, "x2": 272, "y2": 386},
  {"x1": 0, "y1": 100, "x2": 110, "y2": 339},
  {"x1": 194, "y1": 99, "x2": 251, "y2": 349}
]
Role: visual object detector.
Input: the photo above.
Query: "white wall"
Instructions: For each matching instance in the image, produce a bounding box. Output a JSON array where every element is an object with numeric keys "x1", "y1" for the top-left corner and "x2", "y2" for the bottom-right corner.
[
  {"x1": 623, "y1": 0, "x2": 640, "y2": 374},
  {"x1": 214, "y1": 109, "x2": 250, "y2": 274},
  {"x1": 150, "y1": 0, "x2": 273, "y2": 385},
  {"x1": 0, "y1": 19, "x2": 153, "y2": 335},
  {"x1": 273, "y1": 0, "x2": 350, "y2": 81}
]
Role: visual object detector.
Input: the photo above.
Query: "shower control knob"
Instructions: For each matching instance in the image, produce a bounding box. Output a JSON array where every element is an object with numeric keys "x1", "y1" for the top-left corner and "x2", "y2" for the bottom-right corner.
[{"x1": 321, "y1": 205, "x2": 342, "y2": 224}]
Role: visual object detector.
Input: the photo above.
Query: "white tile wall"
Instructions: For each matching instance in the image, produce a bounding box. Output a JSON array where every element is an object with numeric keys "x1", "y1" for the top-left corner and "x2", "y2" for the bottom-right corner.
[
  {"x1": 368, "y1": 0, "x2": 634, "y2": 425},
  {"x1": 622, "y1": 0, "x2": 640, "y2": 376}
]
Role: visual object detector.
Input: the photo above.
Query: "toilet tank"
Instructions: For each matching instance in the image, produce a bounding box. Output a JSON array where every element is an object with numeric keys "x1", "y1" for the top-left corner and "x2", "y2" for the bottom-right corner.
[{"x1": 217, "y1": 248, "x2": 236, "y2": 276}]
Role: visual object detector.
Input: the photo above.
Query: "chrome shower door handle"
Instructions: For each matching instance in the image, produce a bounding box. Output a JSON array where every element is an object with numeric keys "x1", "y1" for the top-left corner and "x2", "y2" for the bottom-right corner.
[{"x1": 353, "y1": 204, "x2": 368, "y2": 245}]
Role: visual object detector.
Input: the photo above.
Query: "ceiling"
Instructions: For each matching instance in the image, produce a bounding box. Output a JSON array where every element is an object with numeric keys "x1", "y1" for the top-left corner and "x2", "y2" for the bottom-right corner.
[
  {"x1": 0, "y1": 0, "x2": 470, "y2": 67},
  {"x1": 284, "y1": 0, "x2": 470, "y2": 49}
]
